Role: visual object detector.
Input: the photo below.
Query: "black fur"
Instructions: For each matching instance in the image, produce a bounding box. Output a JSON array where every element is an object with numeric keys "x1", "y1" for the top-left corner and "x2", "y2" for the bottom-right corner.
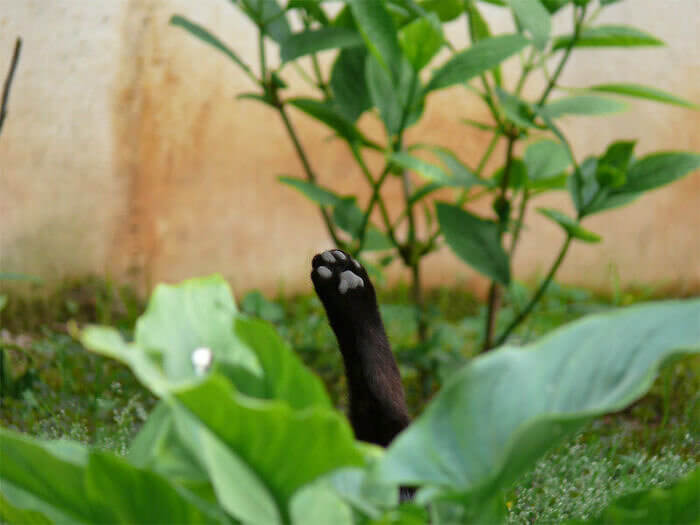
[{"x1": 310, "y1": 250, "x2": 410, "y2": 447}]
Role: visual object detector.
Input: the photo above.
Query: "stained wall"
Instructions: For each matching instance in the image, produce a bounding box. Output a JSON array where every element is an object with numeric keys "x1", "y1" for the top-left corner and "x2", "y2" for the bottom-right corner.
[{"x1": 1, "y1": 0, "x2": 698, "y2": 297}]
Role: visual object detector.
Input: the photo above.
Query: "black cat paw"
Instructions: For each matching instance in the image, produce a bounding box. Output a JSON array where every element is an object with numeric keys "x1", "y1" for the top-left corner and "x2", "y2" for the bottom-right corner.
[{"x1": 310, "y1": 249, "x2": 376, "y2": 315}]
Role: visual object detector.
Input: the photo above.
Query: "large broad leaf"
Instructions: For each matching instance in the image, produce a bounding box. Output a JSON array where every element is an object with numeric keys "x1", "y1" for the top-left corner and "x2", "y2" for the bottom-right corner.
[
  {"x1": 509, "y1": 0, "x2": 551, "y2": 51},
  {"x1": 587, "y1": 83, "x2": 698, "y2": 109},
  {"x1": 82, "y1": 276, "x2": 262, "y2": 396},
  {"x1": 173, "y1": 375, "x2": 365, "y2": 522},
  {"x1": 553, "y1": 25, "x2": 664, "y2": 50},
  {"x1": 418, "y1": 0, "x2": 464, "y2": 22},
  {"x1": 278, "y1": 176, "x2": 343, "y2": 207},
  {"x1": 0, "y1": 428, "x2": 224, "y2": 524},
  {"x1": 568, "y1": 468, "x2": 700, "y2": 524},
  {"x1": 234, "y1": 317, "x2": 331, "y2": 410},
  {"x1": 378, "y1": 299, "x2": 700, "y2": 502},
  {"x1": 544, "y1": 95, "x2": 627, "y2": 117},
  {"x1": 398, "y1": 13, "x2": 444, "y2": 71},
  {"x1": 170, "y1": 16, "x2": 253, "y2": 77},
  {"x1": 330, "y1": 48, "x2": 372, "y2": 122},
  {"x1": 436, "y1": 203, "x2": 511, "y2": 285},
  {"x1": 348, "y1": 0, "x2": 402, "y2": 80},
  {"x1": 280, "y1": 27, "x2": 363, "y2": 63},
  {"x1": 537, "y1": 207, "x2": 601, "y2": 243},
  {"x1": 426, "y1": 34, "x2": 528, "y2": 92}
]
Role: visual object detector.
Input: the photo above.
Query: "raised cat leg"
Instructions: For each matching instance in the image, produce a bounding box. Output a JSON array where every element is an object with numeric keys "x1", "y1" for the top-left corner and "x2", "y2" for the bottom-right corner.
[{"x1": 311, "y1": 249, "x2": 410, "y2": 447}]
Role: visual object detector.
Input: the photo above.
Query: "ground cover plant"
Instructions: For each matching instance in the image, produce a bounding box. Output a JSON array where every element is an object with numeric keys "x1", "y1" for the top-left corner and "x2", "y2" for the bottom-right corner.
[
  {"x1": 170, "y1": 0, "x2": 700, "y2": 356},
  {"x1": 1, "y1": 276, "x2": 698, "y2": 524}
]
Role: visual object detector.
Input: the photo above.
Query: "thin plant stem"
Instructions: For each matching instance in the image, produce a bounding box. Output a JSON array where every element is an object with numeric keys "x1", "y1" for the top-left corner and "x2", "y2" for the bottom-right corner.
[
  {"x1": 1, "y1": 38, "x2": 22, "y2": 135},
  {"x1": 482, "y1": 135, "x2": 516, "y2": 351},
  {"x1": 494, "y1": 235, "x2": 572, "y2": 347},
  {"x1": 277, "y1": 105, "x2": 344, "y2": 248},
  {"x1": 537, "y1": 6, "x2": 586, "y2": 106},
  {"x1": 509, "y1": 188, "x2": 529, "y2": 256}
]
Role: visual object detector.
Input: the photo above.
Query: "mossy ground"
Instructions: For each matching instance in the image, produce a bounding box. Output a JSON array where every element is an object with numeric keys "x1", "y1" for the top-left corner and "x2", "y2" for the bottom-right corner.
[{"x1": 1, "y1": 277, "x2": 697, "y2": 523}]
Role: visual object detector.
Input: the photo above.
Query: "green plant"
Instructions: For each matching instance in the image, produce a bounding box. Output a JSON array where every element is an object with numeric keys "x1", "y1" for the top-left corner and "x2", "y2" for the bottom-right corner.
[
  {"x1": 1, "y1": 276, "x2": 698, "y2": 523},
  {"x1": 169, "y1": 0, "x2": 700, "y2": 354}
]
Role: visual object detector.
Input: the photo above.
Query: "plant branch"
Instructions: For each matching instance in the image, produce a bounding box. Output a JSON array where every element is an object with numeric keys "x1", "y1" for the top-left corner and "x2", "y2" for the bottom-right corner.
[
  {"x1": 494, "y1": 235, "x2": 572, "y2": 347},
  {"x1": 537, "y1": 6, "x2": 586, "y2": 106},
  {"x1": 482, "y1": 134, "x2": 516, "y2": 351},
  {"x1": 1, "y1": 38, "x2": 22, "y2": 136},
  {"x1": 277, "y1": 104, "x2": 344, "y2": 248}
]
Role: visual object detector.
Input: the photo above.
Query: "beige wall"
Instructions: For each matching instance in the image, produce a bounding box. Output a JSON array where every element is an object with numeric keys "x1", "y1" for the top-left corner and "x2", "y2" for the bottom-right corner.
[{"x1": 1, "y1": 0, "x2": 698, "y2": 298}]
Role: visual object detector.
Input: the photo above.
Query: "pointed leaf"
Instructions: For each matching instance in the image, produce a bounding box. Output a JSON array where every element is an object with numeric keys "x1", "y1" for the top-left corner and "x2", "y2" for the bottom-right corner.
[
  {"x1": 348, "y1": 0, "x2": 402, "y2": 80},
  {"x1": 436, "y1": 203, "x2": 511, "y2": 284},
  {"x1": 553, "y1": 25, "x2": 664, "y2": 50},
  {"x1": 399, "y1": 13, "x2": 444, "y2": 70},
  {"x1": 280, "y1": 27, "x2": 363, "y2": 63},
  {"x1": 524, "y1": 139, "x2": 571, "y2": 180},
  {"x1": 544, "y1": 95, "x2": 627, "y2": 117},
  {"x1": 426, "y1": 34, "x2": 528, "y2": 92},
  {"x1": 288, "y1": 98, "x2": 372, "y2": 145},
  {"x1": 278, "y1": 176, "x2": 342, "y2": 207},
  {"x1": 330, "y1": 48, "x2": 372, "y2": 122},
  {"x1": 510, "y1": 0, "x2": 551, "y2": 51},
  {"x1": 170, "y1": 16, "x2": 253, "y2": 76},
  {"x1": 587, "y1": 83, "x2": 698, "y2": 109},
  {"x1": 538, "y1": 207, "x2": 601, "y2": 242},
  {"x1": 616, "y1": 152, "x2": 700, "y2": 194}
]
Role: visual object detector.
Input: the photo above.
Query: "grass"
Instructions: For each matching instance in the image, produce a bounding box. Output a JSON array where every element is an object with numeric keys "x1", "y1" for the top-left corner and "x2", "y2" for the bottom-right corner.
[{"x1": 1, "y1": 276, "x2": 697, "y2": 522}]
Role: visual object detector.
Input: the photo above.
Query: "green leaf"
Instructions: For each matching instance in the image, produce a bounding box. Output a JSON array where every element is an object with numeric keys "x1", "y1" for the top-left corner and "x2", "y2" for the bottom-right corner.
[
  {"x1": 278, "y1": 176, "x2": 342, "y2": 206},
  {"x1": 587, "y1": 83, "x2": 698, "y2": 109},
  {"x1": 170, "y1": 16, "x2": 253, "y2": 76},
  {"x1": 544, "y1": 95, "x2": 627, "y2": 117},
  {"x1": 240, "y1": 291, "x2": 285, "y2": 323},
  {"x1": 436, "y1": 203, "x2": 511, "y2": 284},
  {"x1": 393, "y1": 150, "x2": 483, "y2": 190},
  {"x1": 290, "y1": 483, "x2": 354, "y2": 525},
  {"x1": 540, "y1": 0, "x2": 570, "y2": 12},
  {"x1": 573, "y1": 468, "x2": 700, "y2": 524},
  {"x1": 330, "y1": 48, "x2": 372, "y2": 122},
  {"x1": 348, "y1": 0, "x2": 402, "y2": 80},
  {"x1": 287, "y1": 98, "x2": 372, "y2": 145},
  {"x1": 173, "y1": 375, "x2": 364, "y2": 517},
  {"x1": 616, "y1": 152, "x2": 700, "y2": 194},
  {"x1": 492, "y1": 158, "x2": 528, "y2": 189},
  {"x1": 333, "y1": 197, "x2": 365, "y2": 237},
  {"x1": 280, "y1": 27, "x2": 363, "y2": 63},
  {"x1": 366, "y1": 56, "x2": 424, "y2": 136},
  {"x1": 134, "y1": 275, "x2": 259, "y2": 381},
  {"x1": 399, "y1": 13, "x2": 444, "y2": 70},
  {"x1": 248, "y1": 0, "x2": 292, "y2": 43},
  {"x1": 537, "y1": 207, "x2": 601, "y2": 242},
  {"x1": 553, "y1": 25, "x2": 665, "y2": 50},
  {"x1": 510, "y1": 0, "x2": 551, "y2": 51},
  {"x1": 524, "y1": 139, "x2": 571, "y2": 181},
  {"x1": 287, "y1": 0, "x2": 330, "y2": 25},
  {"x1": 82, "y1": 276, "x2": 262, "y2": 396},
  {"x1": 426, "y1": 34, "x2": 528, "y2": 92},
  {"x1": 0, "y1": 428, "x2": 222, "y2": 524},
  {"x1": 378, "y1": 299, "x2": 700, "y2": 499},
  {"x1": 234, "y1": 317, "x2": 332, "y2": 410},
  {"x1": 465, "y1": 3, "x2": 489, "y2": 43},
  {"x1": 496, "y1": 88, "x2": 538, "y2": 128},
  {"x1": 364, "y1": 228, "x2": 395, "y2": 251},
  {"x1": 418, "y1": 0, "x2": 464, "y2": 22}
]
